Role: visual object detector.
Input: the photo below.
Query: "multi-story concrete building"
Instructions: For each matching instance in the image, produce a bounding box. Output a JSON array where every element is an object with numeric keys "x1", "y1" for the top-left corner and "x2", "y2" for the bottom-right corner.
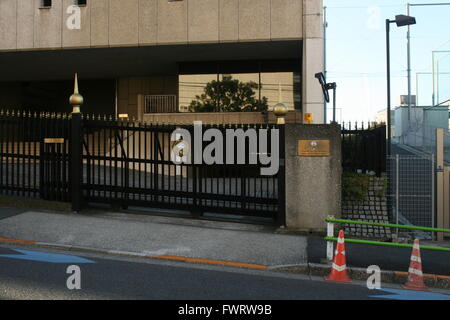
[{"x1": 0, "y1": 0, "x2": 324, "y2": 123}]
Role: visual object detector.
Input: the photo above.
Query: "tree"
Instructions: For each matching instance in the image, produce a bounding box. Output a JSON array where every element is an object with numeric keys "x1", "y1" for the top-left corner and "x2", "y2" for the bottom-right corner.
[{"x1": 188, "y1": 76, "x2": 269, "y2": 113}]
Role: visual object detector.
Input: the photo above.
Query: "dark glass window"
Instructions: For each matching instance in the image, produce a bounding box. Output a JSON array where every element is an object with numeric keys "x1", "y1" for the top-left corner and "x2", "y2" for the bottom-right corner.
[{"x1": 41, "y1": 0, "x2": 52, "y2": 7}]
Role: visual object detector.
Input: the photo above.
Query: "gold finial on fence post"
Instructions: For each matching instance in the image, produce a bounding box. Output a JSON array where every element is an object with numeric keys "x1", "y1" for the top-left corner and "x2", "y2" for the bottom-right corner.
[
  {"x1": 273, "y1": 103, "x2": 287, "y2": 125},
  {"x1": 273, "y1": 83, "x2": 288, "y2": 125},
  {"x1": 69, "y1": 73, "x2": 84, "y2": 114}
]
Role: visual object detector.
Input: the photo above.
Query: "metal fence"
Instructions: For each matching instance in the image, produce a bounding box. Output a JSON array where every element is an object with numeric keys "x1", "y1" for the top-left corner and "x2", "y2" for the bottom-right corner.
[
  {"x1": 341, "y1": 122, "x2": 386, "y2": 176},
  {"x1": 0, "y1": 111, "x2": 71, "y2": 200},
  {"x1": 387, "y1": 154, "x2": 435, "y2": 238},
  {"x1": 0, "y1": 110, "x2": 285, "y2": 224}
]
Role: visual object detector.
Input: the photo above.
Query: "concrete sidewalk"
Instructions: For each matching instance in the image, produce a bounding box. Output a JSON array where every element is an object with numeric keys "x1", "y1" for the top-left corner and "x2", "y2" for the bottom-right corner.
[
  {"x1": 0, "y1": 206, "x2": 448, "y2": 279},
  {"x1": 0, "y1": 208, "x2": 307, "y2": 267}
]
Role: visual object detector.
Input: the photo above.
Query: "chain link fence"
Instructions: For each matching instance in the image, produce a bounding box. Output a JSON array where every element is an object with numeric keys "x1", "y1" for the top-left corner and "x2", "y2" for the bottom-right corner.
[{"x1": 387, "y1": 154, "x2": 434, "y2": 239}]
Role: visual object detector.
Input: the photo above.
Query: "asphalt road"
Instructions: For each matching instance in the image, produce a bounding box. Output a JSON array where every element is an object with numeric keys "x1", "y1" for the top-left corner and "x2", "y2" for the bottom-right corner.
[{"x1": 0, "y1": 244, "x2": 449, "y2": 301}]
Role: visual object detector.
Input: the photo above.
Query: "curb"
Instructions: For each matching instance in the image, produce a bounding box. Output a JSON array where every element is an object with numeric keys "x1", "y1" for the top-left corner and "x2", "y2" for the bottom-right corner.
[
  {"x1": 0, "y1": 237, "x2": 268, "y2": 271},
  {"x1": 270, "y1": 263, "x2": 450, "y2": 290}
]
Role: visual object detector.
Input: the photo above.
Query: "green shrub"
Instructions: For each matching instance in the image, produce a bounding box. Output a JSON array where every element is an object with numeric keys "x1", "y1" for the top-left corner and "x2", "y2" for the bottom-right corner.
[
  {"x1": 342, "y1": 172, "x2": 370, "y2": 202},
  {"x1": 342, "y1": 172, "x2": 388, "y2": 202}
]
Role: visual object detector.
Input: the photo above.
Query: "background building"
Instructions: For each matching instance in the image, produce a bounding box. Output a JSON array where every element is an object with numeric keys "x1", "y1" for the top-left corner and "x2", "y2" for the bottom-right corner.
[{"x1": 0, "y1": 0, "x2": 324, "y2": 123}]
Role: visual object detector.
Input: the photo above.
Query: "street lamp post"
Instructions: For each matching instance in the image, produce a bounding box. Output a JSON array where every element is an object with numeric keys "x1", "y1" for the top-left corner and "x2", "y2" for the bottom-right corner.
[
  {"x1": 386, "y1": 19, "x2": 392, "y2": 156},
  {"x1": 386, "y1": 15, "x2": 416, "y2": 156}
]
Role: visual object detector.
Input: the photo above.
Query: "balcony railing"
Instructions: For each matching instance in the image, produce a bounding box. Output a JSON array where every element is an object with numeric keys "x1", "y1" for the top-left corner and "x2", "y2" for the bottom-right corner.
[{"x1": 144, "y1": 95, "x2": 178, "y2": 113}]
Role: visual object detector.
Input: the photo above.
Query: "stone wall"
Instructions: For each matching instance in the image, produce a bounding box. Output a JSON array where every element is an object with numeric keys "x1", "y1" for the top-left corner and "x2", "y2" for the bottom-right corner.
[
  {"x1": 0, "y1": 0, "x2": 303, "y2": 51},
  {"x1": 342, "y1": 175, "x2": 392, "y2": 240}
]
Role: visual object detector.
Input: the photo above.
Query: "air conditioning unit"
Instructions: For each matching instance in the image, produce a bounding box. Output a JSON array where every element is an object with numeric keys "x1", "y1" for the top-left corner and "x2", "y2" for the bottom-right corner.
[{"x1": 399, "y1": 95, "x2": 416, "y2": 106}]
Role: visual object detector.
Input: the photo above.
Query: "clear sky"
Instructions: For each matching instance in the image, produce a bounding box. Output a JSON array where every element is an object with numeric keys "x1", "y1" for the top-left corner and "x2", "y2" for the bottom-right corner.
[{"x1": 324, "y1": 0, "x2": 450, "y2": 122}]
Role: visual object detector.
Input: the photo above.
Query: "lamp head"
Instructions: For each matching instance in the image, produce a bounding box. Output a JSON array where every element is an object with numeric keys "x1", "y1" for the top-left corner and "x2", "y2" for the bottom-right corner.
[
  {"x1": 315, "y1": 72, "x2": 330, "y2": 103},
  {"x1": 395, "y1": 15, "x2": 416, "y2": 27},
  {"x1": 315, "y1": 72, "x2": 326, "y2": 86}
]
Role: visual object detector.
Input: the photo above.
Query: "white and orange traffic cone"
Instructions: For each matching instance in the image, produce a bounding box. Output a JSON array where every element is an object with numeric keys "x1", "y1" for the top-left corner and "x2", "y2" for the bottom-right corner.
[
  {"x1": 403, "y1": 239, "x2": 430, "y2": 292},
  {"x1": 325, "y1": 230, "x2": 352, "y2": 283}
]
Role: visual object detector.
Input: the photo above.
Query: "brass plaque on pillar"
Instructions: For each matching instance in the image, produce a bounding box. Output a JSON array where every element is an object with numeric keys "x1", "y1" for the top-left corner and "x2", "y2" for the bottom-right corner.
[{"x1": 298, "y1": 140, "x2": 330, "y2": 157}]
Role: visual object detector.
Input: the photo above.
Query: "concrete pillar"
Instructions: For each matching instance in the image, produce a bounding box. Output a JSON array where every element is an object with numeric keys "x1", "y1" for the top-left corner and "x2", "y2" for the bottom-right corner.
[
  {"x1": 137, "y1": 94, "x2": 145, "y2": 122},
  {"x1": 284, "y1": 123, "x2": 341, "y2": 232},
  {"x1": 302, "y1": 0, "x2": 325, "y2": 124}
]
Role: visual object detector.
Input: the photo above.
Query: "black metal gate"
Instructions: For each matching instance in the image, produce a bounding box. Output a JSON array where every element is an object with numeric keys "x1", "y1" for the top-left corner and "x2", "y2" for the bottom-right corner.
[
  {"x1": 0, "y1": 111, "x2": 285, "y2": 224},
  {"x1": 81, "y1": 118, "x2": 285, "y2": 223},
  {"x1": 342, "y1": 122, "x2": 386, "y2": 176}
]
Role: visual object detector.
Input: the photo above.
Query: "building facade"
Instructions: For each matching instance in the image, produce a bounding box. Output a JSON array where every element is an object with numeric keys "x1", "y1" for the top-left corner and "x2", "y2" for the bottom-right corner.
[{"x1": 0, "y1": 0, "x2": 324, "y2": 123}]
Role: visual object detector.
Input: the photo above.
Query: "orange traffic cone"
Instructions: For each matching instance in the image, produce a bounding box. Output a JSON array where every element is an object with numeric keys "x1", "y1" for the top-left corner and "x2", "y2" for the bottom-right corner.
[
  {"x1": 403, "y1": 239, "x2": 430, "y2": 291},
  {"x1": 325, "y1": 230, "x2": 352, "y2": 283}
]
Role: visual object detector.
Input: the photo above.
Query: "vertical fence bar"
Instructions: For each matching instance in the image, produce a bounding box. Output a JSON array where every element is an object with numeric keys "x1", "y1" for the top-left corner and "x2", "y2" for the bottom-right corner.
[
  {"x1": 150, "y1": 127, "x2": 154, "y2": 202},
  {"x1": 102, "y1": 118, "x2": 106, "y2": 200},
  {"x1": 39, "y1": 116, "x2": 45, "y2": 198},
  {"x1": 132, "y1": 120, "x2": 135, "y2": 201},
  {"x1": 56, "y1": 116, "x2": 61, "y2": 200},
  {"x1": 21, "y1": 113, "x2": 25, "y2": 196},
  {"x1": 114, "y1": 121, "x2": 118, "y2": 202},
  {"x1": 2, "y1": 112, "x2": 6, "y2": 194},
  {"x1": 96, "y1": 118, "x2": 101, "y2": 201},
  {"x1": 436, "y1": 128, "x2": 445, "y2": 241},
  {"x1": 125, "y1": 120, "x2": 130, "y2": 203},
  {"x1": 70, "y1": 112, "x2": 83, "y2": 212},
  {"x1": 63, "y1": 116, "x2": 69, "y2": 201},
  {"x1": 154, "y1": 130, "x2": 159, "y2": 203},
  {"x1": 395, "y1": 154, "x2": 400, "y2": 237},
  {"x1": 86, "y1": 121, "x2": 91, "y2": 202},
  {"x1": 432, "y1": 153, "x2": 435, "y2": 238},
  {"x1": 12, "y1": 113, "x2": 16, "y2": 196},
  {"x1": 7, "y1": 112, "x2": 11, "y2": 195},
  {"x1": 0, "y1": 113, "x2": 3, "y2": 194},
  {"x1": 160, "y1": 127, "x2": 165, "y2": 202},
  {"x1": 145, "y1": 124, "x2": 148, "y2": 202},
  {"x1": 37, "y1": 114, "x2": 42, "y2": 198},
  {"x1": 138, "y1": 121, "x2": 142, "y2": 201},
  {"x1": 51, "y1": 116, "x2": 55, "y2": 200},
  {"x1": 277, "y1": 124, "x2": 286, "y2": 227}
]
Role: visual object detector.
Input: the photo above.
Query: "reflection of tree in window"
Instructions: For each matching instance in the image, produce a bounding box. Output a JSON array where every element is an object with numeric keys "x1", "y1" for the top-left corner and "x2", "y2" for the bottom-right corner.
[
  {"x1": 178, "y1": 63, "x2": 301, "y2": 112},
  {"x1": 179, "y1": 74, "x2": 217, "y2": 112},
  {"x1": 188, "y1": 76, "x2": 269, "y2": 113}
]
